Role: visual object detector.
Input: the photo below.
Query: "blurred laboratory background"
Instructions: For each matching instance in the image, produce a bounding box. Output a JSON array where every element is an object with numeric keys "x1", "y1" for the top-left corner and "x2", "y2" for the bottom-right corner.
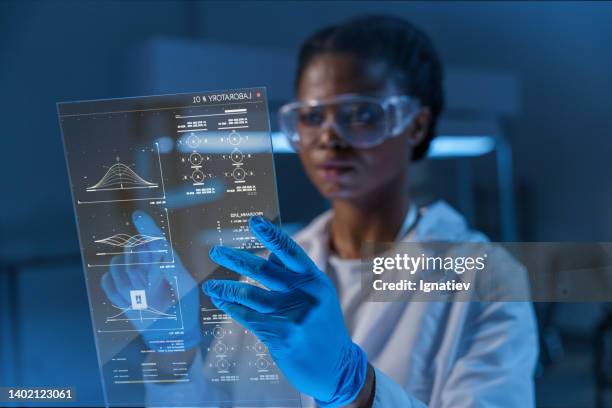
[{"x1": 1, "y1": 1, "x2": 612, "y2": 406}]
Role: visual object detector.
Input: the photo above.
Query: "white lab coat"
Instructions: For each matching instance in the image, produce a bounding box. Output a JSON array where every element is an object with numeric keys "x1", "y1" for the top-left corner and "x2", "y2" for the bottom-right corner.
[
  {"x1": 147, "y1": 201, "x2": 538, "y2": 407},
  {"x1": 294, "y1": 201, "x2": 538, "y2": 407}
]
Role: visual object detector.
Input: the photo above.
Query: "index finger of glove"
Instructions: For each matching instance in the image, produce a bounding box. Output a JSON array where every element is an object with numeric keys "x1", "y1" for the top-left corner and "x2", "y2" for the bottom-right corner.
[
  {"x1": 248, "y1": 216, "x2": 317, "y2": 275},
  {"x1": 203, "y1": 280, "x2": 282, "y2": 313},
  {"x1": 131, "y1": 210, "x2": 168, "y2": 255},
  {"x1": 209, "y1": 245, "x2": 298, "y2": 292}
]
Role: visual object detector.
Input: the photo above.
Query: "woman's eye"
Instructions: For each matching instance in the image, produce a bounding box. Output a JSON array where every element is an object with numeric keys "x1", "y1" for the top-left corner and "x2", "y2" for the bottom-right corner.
[
  {"x1": 342, "y1": 104, "x2": 382, "y2": 126},
  {"x1": 355, "y1": 108, "x2": 375, "y2": 123},
  {"x1": 299, "y1": 109, "x2": 324, "y2": 126}
]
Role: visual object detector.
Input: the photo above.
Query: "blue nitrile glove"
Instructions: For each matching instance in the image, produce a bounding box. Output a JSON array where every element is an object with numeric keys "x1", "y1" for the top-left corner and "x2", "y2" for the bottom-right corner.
[
  {"x1": 101, "y1": 210, "x2": 201, "y2": 350},
  {"x1": 202, "y1": 216, "x2": 368, "y2": 407}
]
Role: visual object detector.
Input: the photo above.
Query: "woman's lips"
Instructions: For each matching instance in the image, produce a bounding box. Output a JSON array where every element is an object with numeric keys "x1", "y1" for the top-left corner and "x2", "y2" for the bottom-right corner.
[{"x1": 315, "y1": 161, "x2": 356, "y2": 181}]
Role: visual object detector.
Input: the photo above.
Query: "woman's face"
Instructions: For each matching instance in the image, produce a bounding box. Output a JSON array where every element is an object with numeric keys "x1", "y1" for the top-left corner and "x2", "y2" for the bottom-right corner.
[{"x1": 296, "y1": 53, "x2": 423, "y2": 203}]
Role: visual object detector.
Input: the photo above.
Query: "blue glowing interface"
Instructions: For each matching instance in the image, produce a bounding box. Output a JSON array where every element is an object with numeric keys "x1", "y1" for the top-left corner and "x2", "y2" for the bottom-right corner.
[{"x1": 58, "y1": 88, "x2": 300, "y2": 407}]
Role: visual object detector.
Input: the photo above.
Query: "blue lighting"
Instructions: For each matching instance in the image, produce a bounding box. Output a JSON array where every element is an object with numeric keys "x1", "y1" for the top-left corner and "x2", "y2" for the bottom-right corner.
[
  {"x1": 271, "y1": 132, "x2": 295, "y2": 153},
  {"x1": 428, "y1": 136, "x2": 496, "y2": 158},
  {"x1": 155, "y1": 136, "x2": 175, "y2": 153},
  {"x1": 270, "y1": 132, "x2": 496, "y2": 158}
]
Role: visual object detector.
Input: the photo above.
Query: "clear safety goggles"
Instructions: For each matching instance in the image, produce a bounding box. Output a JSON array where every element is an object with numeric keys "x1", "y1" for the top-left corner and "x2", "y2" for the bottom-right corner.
[{"x1": 278, "y1": 93, "x2": 420, "y2": 150}]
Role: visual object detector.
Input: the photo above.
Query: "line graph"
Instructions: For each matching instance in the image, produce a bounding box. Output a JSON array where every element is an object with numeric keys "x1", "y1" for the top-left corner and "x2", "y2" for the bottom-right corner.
[
  {"x1": 87, "y1": 207, "x2": 175, "y2": 267},
  {"x1": 106, "y1": 302, "x2": 177, "y2": 322},
  {"x1": 106, "y1": 305, "x2": 177, "y2": 322},
  {"x1": 98, "y1": 276, "x2": 185, "y2": 333},
  {"x1": 77, "y1": 142, "x2": 166, "y2": 205},
  {"x1": 86, "y1": 161, "x2": 158, "y2": 192},
  {"x1": 94, "y1": 233, "x2": 164, "y2": 248}
]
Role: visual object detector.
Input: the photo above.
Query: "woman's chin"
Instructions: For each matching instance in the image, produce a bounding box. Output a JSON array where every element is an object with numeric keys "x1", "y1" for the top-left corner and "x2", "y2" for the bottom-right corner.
[{"x1": 318, "y1": 181, "x2": 364, "y2": 200}]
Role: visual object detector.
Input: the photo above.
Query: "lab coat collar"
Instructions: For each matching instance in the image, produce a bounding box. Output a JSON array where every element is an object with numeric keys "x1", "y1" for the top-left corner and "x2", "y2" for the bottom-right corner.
[{"x1": 293, "y1": 200, "x2": 477, "y2": 272}]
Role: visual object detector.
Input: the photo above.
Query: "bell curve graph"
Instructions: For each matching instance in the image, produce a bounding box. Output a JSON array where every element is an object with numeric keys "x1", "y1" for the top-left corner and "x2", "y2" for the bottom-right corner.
[
  {"x1": 78, "y1": 142, "x2": 176, "y2": 268},
  {"x1": 77, "y1": 142, "x2": 166, "y2": 205},
  {"x1": 94, "y1": 233, "x2": 164, "y2": 248},
  {"x1": 87, "y1": 206, "x2": 176, "y2": 267},
  {"x1": 86, "y1": 160, "x2": 158, "y2": 192},
  {"x1": 98, "y1": 275, "x2": 185, "y2": 334},
  {"x1": 93, "y1": 233, "x2": 168, "y2": 257}
]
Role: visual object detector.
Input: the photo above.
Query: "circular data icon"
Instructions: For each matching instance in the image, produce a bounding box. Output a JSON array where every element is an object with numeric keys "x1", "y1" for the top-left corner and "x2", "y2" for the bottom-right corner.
[
  {"x1": 189, "y1": 152, "x2": 203, "y2": 166},
  {"x1": 254, "y1": 341, "x2": 266, "y2": 354},
  {"x1": 255, "y1": 357, "x2": 270, "y2": 370},
  {"x1": 212, "y1": 326, "x2": 225, "y2": 339},
  {"x1": 230, "y1": 149, "x2": 244, "y2": 163},
  {"x1": 191, "y1": 169, "x2": 205, "y2": 183},
  {"x1": 228, "y1": 131, "x2": 242, "y2": 145},
  {"x1": 216, "y1": 359, "x2": 230, "y2": 370},
  {"x1": 187, "y1": 134, "x2": 201, "y2": 148},
  {"x1": 213, "y1": 342, "x2": 228, "y2": 354},
  {"x1": 232, "y1": 167, "x2": 246, "y2": 181}
]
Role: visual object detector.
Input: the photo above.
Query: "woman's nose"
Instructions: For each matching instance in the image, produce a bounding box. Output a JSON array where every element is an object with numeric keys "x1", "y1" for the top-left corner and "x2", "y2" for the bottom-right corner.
[{"x1": 317, "y1": 118, "x2": 348, "y2": 149}]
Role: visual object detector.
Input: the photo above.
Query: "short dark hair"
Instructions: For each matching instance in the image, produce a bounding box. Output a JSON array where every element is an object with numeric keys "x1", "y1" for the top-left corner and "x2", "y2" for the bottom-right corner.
[{"x1": 295, "y1": 15, "x2": 444, "y2": 160}]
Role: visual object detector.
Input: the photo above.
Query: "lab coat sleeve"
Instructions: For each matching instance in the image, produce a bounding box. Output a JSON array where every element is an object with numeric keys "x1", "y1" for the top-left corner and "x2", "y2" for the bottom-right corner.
[
  {"x1": 437, "y1": 301, "x2": 538, "y2": 407},
  {"x1": 372, "y1": 367, "x2": 428, "y2": 408},
  {"x1": 372, "y1": 301, "x2": 537, "y2": 408}
]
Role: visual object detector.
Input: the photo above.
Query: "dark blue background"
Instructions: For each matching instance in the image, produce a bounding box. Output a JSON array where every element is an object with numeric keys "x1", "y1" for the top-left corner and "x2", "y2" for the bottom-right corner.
[{"x1": 1, "y1": 1, "x2": 611, "y2": 406}]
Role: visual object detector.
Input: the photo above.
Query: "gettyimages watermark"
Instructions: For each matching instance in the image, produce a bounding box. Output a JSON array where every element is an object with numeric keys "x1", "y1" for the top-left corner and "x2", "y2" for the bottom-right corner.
[{"x1": 361, "y1": 242, "x2": 612, "y2": 302}]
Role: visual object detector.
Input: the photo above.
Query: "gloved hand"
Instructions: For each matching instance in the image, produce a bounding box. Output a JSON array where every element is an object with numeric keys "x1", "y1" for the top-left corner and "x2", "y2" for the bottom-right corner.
[
  {"x1": 202, "y1": 216, "x2": 368, "y2": 407},
  {"x1": 101, "y1": 210, "x2": 201, "y2": 350}
]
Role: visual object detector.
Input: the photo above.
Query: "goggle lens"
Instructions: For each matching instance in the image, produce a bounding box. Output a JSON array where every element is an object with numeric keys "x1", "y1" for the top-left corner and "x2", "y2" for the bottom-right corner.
[{"x1": 282, "y1": 99, "x2": 388, "y2": 149}]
